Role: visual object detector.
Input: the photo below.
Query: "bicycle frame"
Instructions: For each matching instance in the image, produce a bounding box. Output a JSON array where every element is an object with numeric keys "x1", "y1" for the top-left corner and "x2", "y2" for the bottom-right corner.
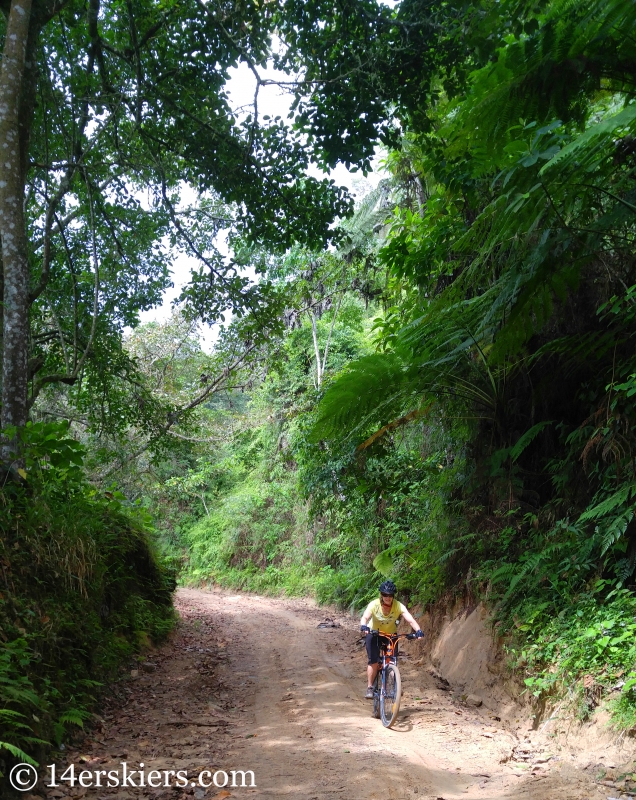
[{"x1": 373, "y1": 629, "x2": 411, "y2": 660}]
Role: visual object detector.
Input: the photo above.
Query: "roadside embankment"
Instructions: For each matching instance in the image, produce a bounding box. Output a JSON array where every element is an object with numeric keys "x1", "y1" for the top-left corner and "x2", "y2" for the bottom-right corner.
[{"x1": 420, "y1": 600, "x2": 636, "y2": 791}]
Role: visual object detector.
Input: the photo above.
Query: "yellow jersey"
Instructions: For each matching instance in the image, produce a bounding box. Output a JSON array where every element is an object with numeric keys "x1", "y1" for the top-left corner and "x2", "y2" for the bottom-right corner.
[{"x1": 364, "y1": 598, "x2": 407, "y2": 634}]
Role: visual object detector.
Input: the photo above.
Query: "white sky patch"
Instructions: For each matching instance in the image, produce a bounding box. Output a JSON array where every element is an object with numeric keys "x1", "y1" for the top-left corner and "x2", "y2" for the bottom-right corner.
[{"x1": 225, "y1": 60, "x2": 293, "y2": 123}]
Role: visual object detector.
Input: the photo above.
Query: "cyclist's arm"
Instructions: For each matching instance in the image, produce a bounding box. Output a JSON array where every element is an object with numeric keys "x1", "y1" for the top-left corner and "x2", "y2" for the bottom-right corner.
[
  {"x1": 360, "y1": 602, "x2": 374, "y2": 628},
  {"x1": 401, "y1": 607, "x2": 422, "y2": 633}
]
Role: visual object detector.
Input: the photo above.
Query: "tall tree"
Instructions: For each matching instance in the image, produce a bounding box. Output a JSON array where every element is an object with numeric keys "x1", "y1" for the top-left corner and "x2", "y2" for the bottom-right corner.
[
  {"x1": 0, "y1": 0, "x2": 359, "y2": 452},
  {"x1": 0, "y1": 0, "x2": 61, "y2": 435}
]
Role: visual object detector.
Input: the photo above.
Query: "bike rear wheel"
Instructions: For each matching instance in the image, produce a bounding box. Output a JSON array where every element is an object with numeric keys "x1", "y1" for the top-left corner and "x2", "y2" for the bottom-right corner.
[
  {"x1": 372, "y1": 672, "x2": 381, "y2": 719},
  {"x1": 380, "y1": 663, "x2": 401, "y2": 728}
]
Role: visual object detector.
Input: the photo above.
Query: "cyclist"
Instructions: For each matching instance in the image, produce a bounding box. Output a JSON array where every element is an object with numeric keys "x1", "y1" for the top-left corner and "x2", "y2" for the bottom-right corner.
[{"x1": 360, "y1": 580, "x2": 423, "y2": 698}]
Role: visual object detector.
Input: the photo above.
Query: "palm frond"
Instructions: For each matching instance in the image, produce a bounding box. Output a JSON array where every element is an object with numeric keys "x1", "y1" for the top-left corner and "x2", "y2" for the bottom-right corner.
[{"x1": 310, "y1": 353, "x2": 413, "y2": 441}]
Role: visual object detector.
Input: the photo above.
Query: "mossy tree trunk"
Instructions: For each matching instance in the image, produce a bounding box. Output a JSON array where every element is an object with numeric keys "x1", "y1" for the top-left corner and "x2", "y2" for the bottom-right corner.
[
  {"x1": 0, "y1": 0, "x2": 64, "y2": 450},
  {"x1": 0, "y1": 0, "x2": 34, "y2": 437}
]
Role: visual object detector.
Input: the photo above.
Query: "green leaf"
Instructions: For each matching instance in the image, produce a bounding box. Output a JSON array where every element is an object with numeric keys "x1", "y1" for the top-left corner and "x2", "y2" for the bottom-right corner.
[
  {"x1": 510, "y1": 421, "x2": 553, "y2": 462},
  {"x1": 373, "y1": 550, "x2": 394, "y2": 577},
  {"x1": 0, "y1": 742, "x2": 39, "y2": 765}
]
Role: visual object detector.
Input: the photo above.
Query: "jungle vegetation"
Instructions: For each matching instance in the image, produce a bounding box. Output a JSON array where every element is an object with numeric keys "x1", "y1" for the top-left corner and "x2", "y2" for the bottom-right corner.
[{"x1": 2, "y1": 0, "x2": 636, "y2": 780}]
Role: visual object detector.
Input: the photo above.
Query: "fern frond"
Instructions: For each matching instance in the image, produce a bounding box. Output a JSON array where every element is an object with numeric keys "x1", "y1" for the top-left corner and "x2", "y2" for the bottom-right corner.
[
  {"x1": 600, "y1": 510, "x2": 634, "y2": 555},
  {"x1": 579, "y1": 483, "x2": 636, "y2": 522},
  {"x1": 310, "y1": 353, "x2": 413, "y2": 441},
  {"x1": 458, "y1": 0, "x2": 636, "y2": 157},
  {"x1": 542, "y1": 103, "x2": 636, "y2": 175},
  {"x1": 58, "y1": 709, "x2": 88, "y2": 727},
  {"x1": 0, "y1": 741, "x2": 40, "y2": 765},
  {"x1": 510, "y1": 421, "x2": 553, "y2": 462},
  {"x1": 0, "y1": 709, "x2": 28, "y2": 719},
  {"x1": 338, "y1": 179, "x2": 393, "y2": 257}
]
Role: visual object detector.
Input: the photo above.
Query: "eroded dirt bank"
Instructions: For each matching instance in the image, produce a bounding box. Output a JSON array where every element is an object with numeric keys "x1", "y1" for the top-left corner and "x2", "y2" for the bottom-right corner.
[{"x1": 41, "y1": 588, "x2": 629, "y2": 800}]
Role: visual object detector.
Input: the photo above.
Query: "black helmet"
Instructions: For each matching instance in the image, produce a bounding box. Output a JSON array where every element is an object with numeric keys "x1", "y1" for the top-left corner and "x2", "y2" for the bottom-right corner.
[{"x1": 379, "y1": 580, "x2": 397, "y2": 595}]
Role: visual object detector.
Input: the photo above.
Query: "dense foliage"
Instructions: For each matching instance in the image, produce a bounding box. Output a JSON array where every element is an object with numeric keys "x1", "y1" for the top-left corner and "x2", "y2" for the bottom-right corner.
[
  {"x1": 305, "y1": 0, "x2": 636, "y2": 721},
  {"x1": 4, "y1": 0, "x2": 636, "y2": 781},
  {"x1": 0, "y1": 422, "x2": 174, "y2": 778}
]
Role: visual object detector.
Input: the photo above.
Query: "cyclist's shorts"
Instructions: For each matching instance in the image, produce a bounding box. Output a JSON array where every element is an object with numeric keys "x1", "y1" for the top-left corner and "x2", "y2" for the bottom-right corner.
[{"x1": 365, "y1": 633, "x2": 398, "y2": 665}]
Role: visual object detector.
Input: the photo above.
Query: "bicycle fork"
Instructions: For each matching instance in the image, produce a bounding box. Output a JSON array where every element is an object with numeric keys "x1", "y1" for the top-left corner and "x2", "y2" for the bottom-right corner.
[{"x1": 378, "y1": 658, "x2": 392, "y2": 697}]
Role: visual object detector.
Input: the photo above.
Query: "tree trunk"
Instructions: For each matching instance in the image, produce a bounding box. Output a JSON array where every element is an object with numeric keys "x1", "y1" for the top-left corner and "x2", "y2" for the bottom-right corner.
[{"x1": 0, "y1": 0, "x2": 33, "y2": 443}]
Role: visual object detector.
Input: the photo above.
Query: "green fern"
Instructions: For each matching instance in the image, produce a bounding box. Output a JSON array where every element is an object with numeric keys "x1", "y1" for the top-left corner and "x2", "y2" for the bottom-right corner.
[
  {"x1": 457, "y1": 0, "x2": 636, "y2": 157},
  {"x1": 579, "y1": 483, "x2": 636, "y2": 522},
  {"x1": 510, "y1": 421, "x2": 553, "y2": 462},
  {"x1": 58, "y1": 708, "x2": 90, "y2": 728},
  {"x1": 543, "y1": 103, "x2": 636, "y2": 174},
  {"x1": 600, "y1": 511, "x2": 635, "y2": 557},
  {"x1": 310, "y1": 353, "x2": 413, "y2": 441},
  {"x1": 0, "y1": 741, "x2": 39, "y2": 767}
]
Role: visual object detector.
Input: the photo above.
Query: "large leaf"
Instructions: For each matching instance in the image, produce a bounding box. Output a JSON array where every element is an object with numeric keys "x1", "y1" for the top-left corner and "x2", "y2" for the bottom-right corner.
[{"x1": 373, "y1": 550, "x2": 394, "y2": 577}]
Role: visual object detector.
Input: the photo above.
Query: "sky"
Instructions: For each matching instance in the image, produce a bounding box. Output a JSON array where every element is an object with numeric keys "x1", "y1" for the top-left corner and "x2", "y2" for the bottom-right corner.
[{"x1": 136, "y1": 62, "x2": 383, "y2": 350}]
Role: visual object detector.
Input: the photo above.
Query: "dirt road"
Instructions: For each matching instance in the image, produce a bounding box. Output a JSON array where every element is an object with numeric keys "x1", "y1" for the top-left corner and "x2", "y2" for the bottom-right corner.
[{"x1": 50, "y1": 588, "x2": 615, "y2": 800}]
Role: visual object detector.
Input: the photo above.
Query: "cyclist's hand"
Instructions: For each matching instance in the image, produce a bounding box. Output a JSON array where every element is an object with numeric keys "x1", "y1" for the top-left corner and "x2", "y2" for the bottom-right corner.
[
  {"x1": 415, "y1": 630, "x2": 424, "y2": 639},
  {"x1": 360, "y1": 625, "x2": 370, "y2": 634}
]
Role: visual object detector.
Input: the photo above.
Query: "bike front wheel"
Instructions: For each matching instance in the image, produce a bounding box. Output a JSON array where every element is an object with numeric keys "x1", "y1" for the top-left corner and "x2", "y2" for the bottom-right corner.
[{"x1": 380, "y1": 663, "x2": 401, "y2": 728}]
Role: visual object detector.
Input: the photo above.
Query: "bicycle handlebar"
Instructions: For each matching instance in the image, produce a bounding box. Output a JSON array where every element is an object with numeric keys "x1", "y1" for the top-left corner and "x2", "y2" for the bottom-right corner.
[{"x1": 369, "y1": 630, "x2": 419, "y2": 641}]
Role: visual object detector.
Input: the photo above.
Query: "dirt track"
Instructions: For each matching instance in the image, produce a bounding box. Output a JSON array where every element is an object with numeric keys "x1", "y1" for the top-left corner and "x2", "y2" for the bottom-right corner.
[{"x1": 50, "y1": 588, "x2": 614, "y2": 800}]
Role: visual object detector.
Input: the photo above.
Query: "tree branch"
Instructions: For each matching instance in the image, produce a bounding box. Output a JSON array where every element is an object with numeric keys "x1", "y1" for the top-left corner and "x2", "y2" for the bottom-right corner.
[
  {"x1": 31, "y1": 171, "x2": 122, "y2": 251},
  {"x1": 97, "y1": 340, "x2": 260, "y2": 480},
  {"x1": 320, "y1": 290, "x2": 344, "y2": 379},
  {"x1": 28, "y1": 178, "x2": 101, "y2": 408}
]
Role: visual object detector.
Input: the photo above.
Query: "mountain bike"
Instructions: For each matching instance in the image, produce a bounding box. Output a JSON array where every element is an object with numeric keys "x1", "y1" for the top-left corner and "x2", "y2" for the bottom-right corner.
[{"x1": 370, "y1": 630, "x2": 418, "y2": 728}]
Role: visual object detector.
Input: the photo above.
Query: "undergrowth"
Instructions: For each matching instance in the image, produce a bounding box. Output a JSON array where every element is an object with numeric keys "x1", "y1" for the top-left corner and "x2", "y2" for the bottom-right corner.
[
  {"x1": 0, "y1": 422, "x2": 175, "y2": 786},
  {"x1": 498, "y1": 587, "x2": 636, "y2": 722}
]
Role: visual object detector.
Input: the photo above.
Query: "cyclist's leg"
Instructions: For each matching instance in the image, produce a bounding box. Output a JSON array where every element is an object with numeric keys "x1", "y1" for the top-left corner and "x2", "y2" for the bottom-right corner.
[
  {"x1": 365, "y1": 634, "x2": 380, "y2": 694},
  {"x1": 367, "y1": 662, "x2": 380, "y2": 685},
  {"x1": 372, "y1": 669, "x2": 381, "y2": 718}
]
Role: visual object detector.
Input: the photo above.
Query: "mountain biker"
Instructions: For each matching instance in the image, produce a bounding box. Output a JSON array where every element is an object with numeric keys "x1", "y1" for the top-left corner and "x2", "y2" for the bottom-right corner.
[{"x1": 360, "y1": 580, "x2": 423, "y2": 698}]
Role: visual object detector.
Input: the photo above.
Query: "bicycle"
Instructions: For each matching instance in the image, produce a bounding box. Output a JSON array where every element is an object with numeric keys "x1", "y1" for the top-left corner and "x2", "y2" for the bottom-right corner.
[{"x1": 370, "y1": 630, "x2": 418, "y2": 728}]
